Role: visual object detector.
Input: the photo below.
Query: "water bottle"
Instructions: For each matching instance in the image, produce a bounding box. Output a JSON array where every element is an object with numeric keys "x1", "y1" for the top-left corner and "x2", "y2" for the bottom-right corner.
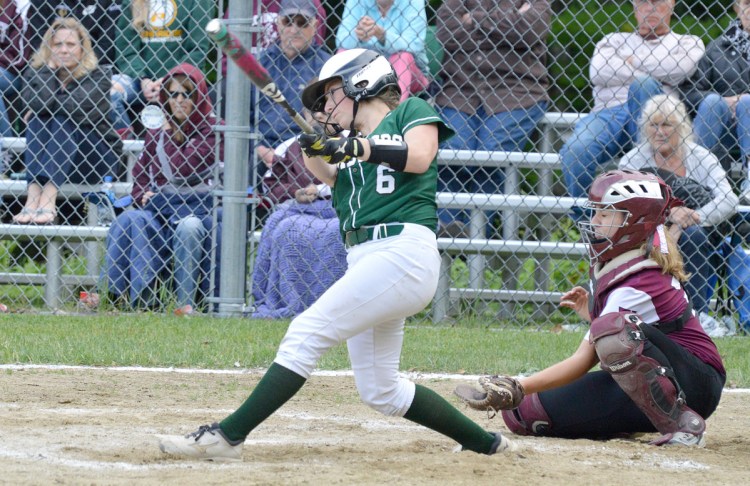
[
  {"x1": 97, "y1": 176, "x2": 116, "y2": 226},
  {"x1": 101, "y1": 176, "x2": 116, "y2": 203}
]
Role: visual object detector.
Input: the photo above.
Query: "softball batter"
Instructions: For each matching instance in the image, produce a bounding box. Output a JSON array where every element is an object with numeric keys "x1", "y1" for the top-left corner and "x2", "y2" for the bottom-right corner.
[{"x1": 158, "y1": 48, "x2": 515, "y2": 461}]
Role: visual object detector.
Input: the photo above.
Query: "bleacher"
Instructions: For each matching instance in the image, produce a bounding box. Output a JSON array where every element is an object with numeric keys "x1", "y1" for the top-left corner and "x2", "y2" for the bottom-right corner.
[{"x1": 1, "y1": 113, "x2": 581, "y2": 312}]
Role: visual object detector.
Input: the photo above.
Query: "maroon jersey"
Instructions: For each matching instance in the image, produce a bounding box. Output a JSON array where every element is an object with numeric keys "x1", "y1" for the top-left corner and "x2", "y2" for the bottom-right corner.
[{"x1": 589, "y1": 250, "x2": 725, "y2": 375}]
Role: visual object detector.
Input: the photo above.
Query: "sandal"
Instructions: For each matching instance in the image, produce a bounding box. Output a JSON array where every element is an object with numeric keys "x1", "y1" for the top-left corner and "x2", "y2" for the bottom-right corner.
[
  {"x1": 31, "y1": 208, "x2": 57, "y2": 225},
  {"x1": 12, "y1": 207, "x2": 37, "y2": 224},
  {"x1": 79, "y1": 292, "x2": 100, "y2": 309},
  {"x1": 174, "y1": 304, "x2": 195, "y2": 317}
]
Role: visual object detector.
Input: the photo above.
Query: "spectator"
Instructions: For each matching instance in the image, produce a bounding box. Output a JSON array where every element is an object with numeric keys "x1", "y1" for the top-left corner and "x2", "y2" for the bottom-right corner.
[
  {"x1": 560, "y1": 0, "x2": 704, "y2": 203},
  {"x1": 26, "y1": 0, "x2": 121, "y2": 66},
  {"x1": 113, "y1": 0, "x2": 214, "y2": 132},
  {"x1": 0, "y1": 0, "x2": 29, "y2": 154},
  {"x1": 336, "y1": 0, "x2": 429, "y2": 101},
  {"x1": 491, "y1": 171, "x2": 725, "y2": 447},
  {"x1": 13, "y1": 17, "x2": 122, "y2": 224},
  {"x1": 252, "y1": 0, "x2": 329, "y2": 151},
  {"x1": 434, "y1": 0, "x2": 551, "y2": 237},
  {"x1": 680, "y1": 0, "x2": 750, "y2": 202},
  {"x1": 256, "y1": 110, "x2": 321, "y2": 205},
  {"x1": 212, "y1": 0, "x2": 327, "y2": 115},
  {"x1": 251, "y1": 183, "x2": 347, "y2": 318},
  {"x1": 84, "y1": 63, "x2": 222, "y2": 314},
  {"x1": 252, "y1": 111, "x2": 347, "y2": 318},
  {"x1": 619, "y1": 94, "x2": 738, "y2": 327}
]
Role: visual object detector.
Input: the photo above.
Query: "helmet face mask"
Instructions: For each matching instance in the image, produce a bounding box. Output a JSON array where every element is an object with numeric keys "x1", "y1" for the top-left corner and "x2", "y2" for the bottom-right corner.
[
  {"x1": 578, "y1": 202, "x2": 632, "y2": 263},
  {"x1": 577, "y1": 170, "x2": 673, "y2": 264}
]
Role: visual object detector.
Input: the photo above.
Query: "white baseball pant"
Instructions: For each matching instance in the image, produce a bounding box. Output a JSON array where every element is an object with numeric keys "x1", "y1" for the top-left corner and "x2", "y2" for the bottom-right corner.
[{"x1": 274, "y1": 223, "x2": 440, "y2": 416}]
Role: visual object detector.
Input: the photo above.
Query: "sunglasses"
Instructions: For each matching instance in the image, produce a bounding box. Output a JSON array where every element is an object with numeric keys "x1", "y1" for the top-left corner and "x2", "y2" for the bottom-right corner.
[
  {"x1": 279, "y1": 15, "x2": 312, "y2": 28},
  {"x1": 167, "y1": 90, "x2": 194, "y2": 100}
]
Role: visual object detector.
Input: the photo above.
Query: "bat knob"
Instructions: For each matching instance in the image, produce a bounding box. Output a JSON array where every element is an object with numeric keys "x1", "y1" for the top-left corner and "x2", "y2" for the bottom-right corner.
[{"x1": 205, "y1": 18, "x2": 224, "y2": 37}]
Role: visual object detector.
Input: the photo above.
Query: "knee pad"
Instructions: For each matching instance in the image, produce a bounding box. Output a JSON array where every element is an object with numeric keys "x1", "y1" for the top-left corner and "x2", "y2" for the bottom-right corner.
[
  {"x1": 590, "y1": 311, "x2": 646, "y2": 373},
  {"x1": 590, "y1": 312, "x2": 705, "y2": 437},
  {"x1": 501, "y1": 393, "x2": 552, "y2": 436}
]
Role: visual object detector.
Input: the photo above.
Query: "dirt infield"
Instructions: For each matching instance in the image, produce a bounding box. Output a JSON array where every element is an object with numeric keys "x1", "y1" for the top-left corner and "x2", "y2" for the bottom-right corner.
[{"x1": 0, "y1": 366, "x2": 747, "y2": 485}]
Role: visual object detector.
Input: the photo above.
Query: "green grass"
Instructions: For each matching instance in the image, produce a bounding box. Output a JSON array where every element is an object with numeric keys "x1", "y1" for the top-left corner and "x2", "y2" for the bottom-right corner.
[{"x1": 1, "y1": 314, "x2": 747, "y2": 387}]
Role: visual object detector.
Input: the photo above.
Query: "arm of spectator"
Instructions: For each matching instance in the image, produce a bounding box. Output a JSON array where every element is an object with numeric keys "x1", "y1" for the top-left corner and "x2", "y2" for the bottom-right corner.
[
  {"x1": 436, "y1": 0, "x2": 473, "y2": 49},
  {"x1": 22, "y1": 66, "x2": 59, "y2": 116},
  {"x1": 141, "y1": 78, "x2": 161, "y2": 103},
  {"x1": 678, "y1": 52, "x2": 719, "y2": 116},
  {"x1": 379, "y1": 1, "x2": 427, "y2": 57},
  {"x1": 2, "y1": 0, "x2": 29, "y2": 73},
  {"x1": 115, "y1": 8, "x2": 146, "y2": 81},
  {"x1": 184, "y1": 0, "x2": 214, "y2": 73},
  {"x1": 336, "y1": 0, "x2": 366, "y2": 50},
  {"x1": 61, "y1": 67, "x2": 111, "y2": 125},
  {"x1": 589, "y1": 33, "x2": 639, "y2": 89},
  {"x1": 130, "y1": 136, "x2": 155, "y2": 206},
  {"x1": 477, "y1": 0, "x2": 551, "y2": 47},
  {"x1": 693, "y1": 152, "x2": 739, "y2": 227},
  {"x1": 630, "y1": 35, "x2": 705, "y2": 87},
  {"x1": 267, "y1": 142, "x2": 318, "y2": 204}
]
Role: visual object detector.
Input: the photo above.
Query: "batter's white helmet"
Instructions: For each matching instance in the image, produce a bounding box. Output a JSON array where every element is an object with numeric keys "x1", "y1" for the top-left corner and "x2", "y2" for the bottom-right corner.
[{"x1": 301, "y1": 49, "x2": 400, "y2": 113}]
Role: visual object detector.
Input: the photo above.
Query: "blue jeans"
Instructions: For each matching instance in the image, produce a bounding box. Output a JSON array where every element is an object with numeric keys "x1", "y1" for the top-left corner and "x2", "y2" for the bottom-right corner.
[
  {"x1": 437, "y1": 101, "x2": 548, "y2": 234},
  {"x1": 0, "y1": 67, "x2": 20, "y2": 137},
  {"x1": 172, "y1": 214, "x2": 221, "y2": 308},
  {"x1": 103, "y1": 209, "x2": 169, "y2": 308},
  {"x1": 680, "y1": 225, "x2": 723, "y2": 315},
  {"x1": 693, "y1": 93, "x2": 750, "y2": 167},
  {"x1": 560, "y1": 77, "x2": 663, "y2": 200},
  {"x1": 104, "y1": 209, "x2": 221, "y2": 309},
  {"x1": 110, "y1": 74, "x2": 141, "y2": 130},
  {"x1": 25, "y1": 116, "x2": 120, "y2": 186}
]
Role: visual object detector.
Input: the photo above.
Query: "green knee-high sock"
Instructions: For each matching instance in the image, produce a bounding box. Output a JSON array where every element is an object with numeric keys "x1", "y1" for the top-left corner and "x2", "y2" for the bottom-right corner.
[
  {"x1": 403, "y1": 384, "x2": 495, "y2": 454},
  {"x1": 220, "y1": 363, "x2": 306, "y2": 442}
]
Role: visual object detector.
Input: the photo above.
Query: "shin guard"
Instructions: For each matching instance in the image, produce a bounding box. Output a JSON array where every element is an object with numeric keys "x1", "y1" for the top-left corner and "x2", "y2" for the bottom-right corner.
[
  {"x1": 501, "y1": 393, "x2": 552, "y2": 436},
  {"x1": 590, "y1": 312, "x2": 705, "y2": 440}
]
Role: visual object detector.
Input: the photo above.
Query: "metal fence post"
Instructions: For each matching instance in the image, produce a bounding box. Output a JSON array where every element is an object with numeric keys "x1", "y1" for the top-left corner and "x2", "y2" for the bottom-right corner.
[{"x1": 216, "y1": 0, "x2": 253, "y2": 317}]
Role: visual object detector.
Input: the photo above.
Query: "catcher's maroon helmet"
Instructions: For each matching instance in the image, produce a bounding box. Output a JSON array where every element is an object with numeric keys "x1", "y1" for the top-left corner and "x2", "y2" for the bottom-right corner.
[{"x1": 578, "y1": 170, "x2": 674, "y2": 264}]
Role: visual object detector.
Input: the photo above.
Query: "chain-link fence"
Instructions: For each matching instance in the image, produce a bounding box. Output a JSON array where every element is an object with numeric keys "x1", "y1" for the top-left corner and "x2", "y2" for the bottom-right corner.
[{"x1": 0, "y1": 0, "x2": 748, "y2": 335}]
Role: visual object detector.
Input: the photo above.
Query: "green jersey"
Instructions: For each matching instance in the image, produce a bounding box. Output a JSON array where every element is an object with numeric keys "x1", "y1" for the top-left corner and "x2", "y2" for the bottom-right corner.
[{"x1": 332, "y1": 98, "x2": 454, "y2": 238}]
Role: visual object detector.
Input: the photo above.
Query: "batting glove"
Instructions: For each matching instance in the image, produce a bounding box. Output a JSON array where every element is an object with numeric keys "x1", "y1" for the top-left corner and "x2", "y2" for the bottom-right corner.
[{"x1": 299, "y1": 134, "x2": 364, "y2": 165}]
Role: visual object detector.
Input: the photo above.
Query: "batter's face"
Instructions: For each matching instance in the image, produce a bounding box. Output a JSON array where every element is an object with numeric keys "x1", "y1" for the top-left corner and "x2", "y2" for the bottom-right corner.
[{"x1": 323, "y1": 80, "x2": 354, "y2": 128}]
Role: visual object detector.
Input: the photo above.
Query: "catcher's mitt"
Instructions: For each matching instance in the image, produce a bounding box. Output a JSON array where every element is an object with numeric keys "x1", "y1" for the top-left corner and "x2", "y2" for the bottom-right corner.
[{"x1": 454, "y1": 375, "x2": 525, "y2": 415}]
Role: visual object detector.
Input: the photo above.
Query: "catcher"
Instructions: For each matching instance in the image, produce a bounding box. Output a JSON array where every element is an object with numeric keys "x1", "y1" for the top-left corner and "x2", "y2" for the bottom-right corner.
[{"x1": 455, "y1": 170, "x2": 726, "y2": 447}]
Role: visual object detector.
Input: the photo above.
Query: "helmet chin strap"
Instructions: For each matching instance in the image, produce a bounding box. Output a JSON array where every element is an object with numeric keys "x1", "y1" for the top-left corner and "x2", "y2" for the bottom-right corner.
[{"x1": 348, "y1": 100, "x2": 360, "y2": 137}]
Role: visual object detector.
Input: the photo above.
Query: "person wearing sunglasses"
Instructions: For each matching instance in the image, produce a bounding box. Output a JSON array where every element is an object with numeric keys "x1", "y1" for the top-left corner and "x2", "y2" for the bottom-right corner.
[
  {"x1": 249, "y1": 0, "x2": 330, "y2": 189},
  {"x1": 83, "y1": 63, "x2": 223, "y2": 315},
  {"x1": 113, "y1": 0, "x2": 214, "y2": 135}
]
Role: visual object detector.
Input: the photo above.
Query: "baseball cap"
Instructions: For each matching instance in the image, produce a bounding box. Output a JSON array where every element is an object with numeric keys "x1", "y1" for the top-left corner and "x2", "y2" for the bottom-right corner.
[{"x1": 279, "y1": 0, "x2": 316, "y2": 19}]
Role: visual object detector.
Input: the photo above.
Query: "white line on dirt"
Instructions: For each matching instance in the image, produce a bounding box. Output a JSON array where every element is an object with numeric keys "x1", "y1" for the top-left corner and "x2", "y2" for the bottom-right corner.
[{"x1": 1, "y1": 363, "x2": 748, "y2": 393}]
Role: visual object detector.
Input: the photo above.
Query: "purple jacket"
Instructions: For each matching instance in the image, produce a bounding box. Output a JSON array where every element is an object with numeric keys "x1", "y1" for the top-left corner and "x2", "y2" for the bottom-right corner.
[
  {"x1": 0, "y1": 0, "x2": 29, "y2": 74},
  {"x1": 131, "y1": 63, "x2": 222, "y2": 204}
]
